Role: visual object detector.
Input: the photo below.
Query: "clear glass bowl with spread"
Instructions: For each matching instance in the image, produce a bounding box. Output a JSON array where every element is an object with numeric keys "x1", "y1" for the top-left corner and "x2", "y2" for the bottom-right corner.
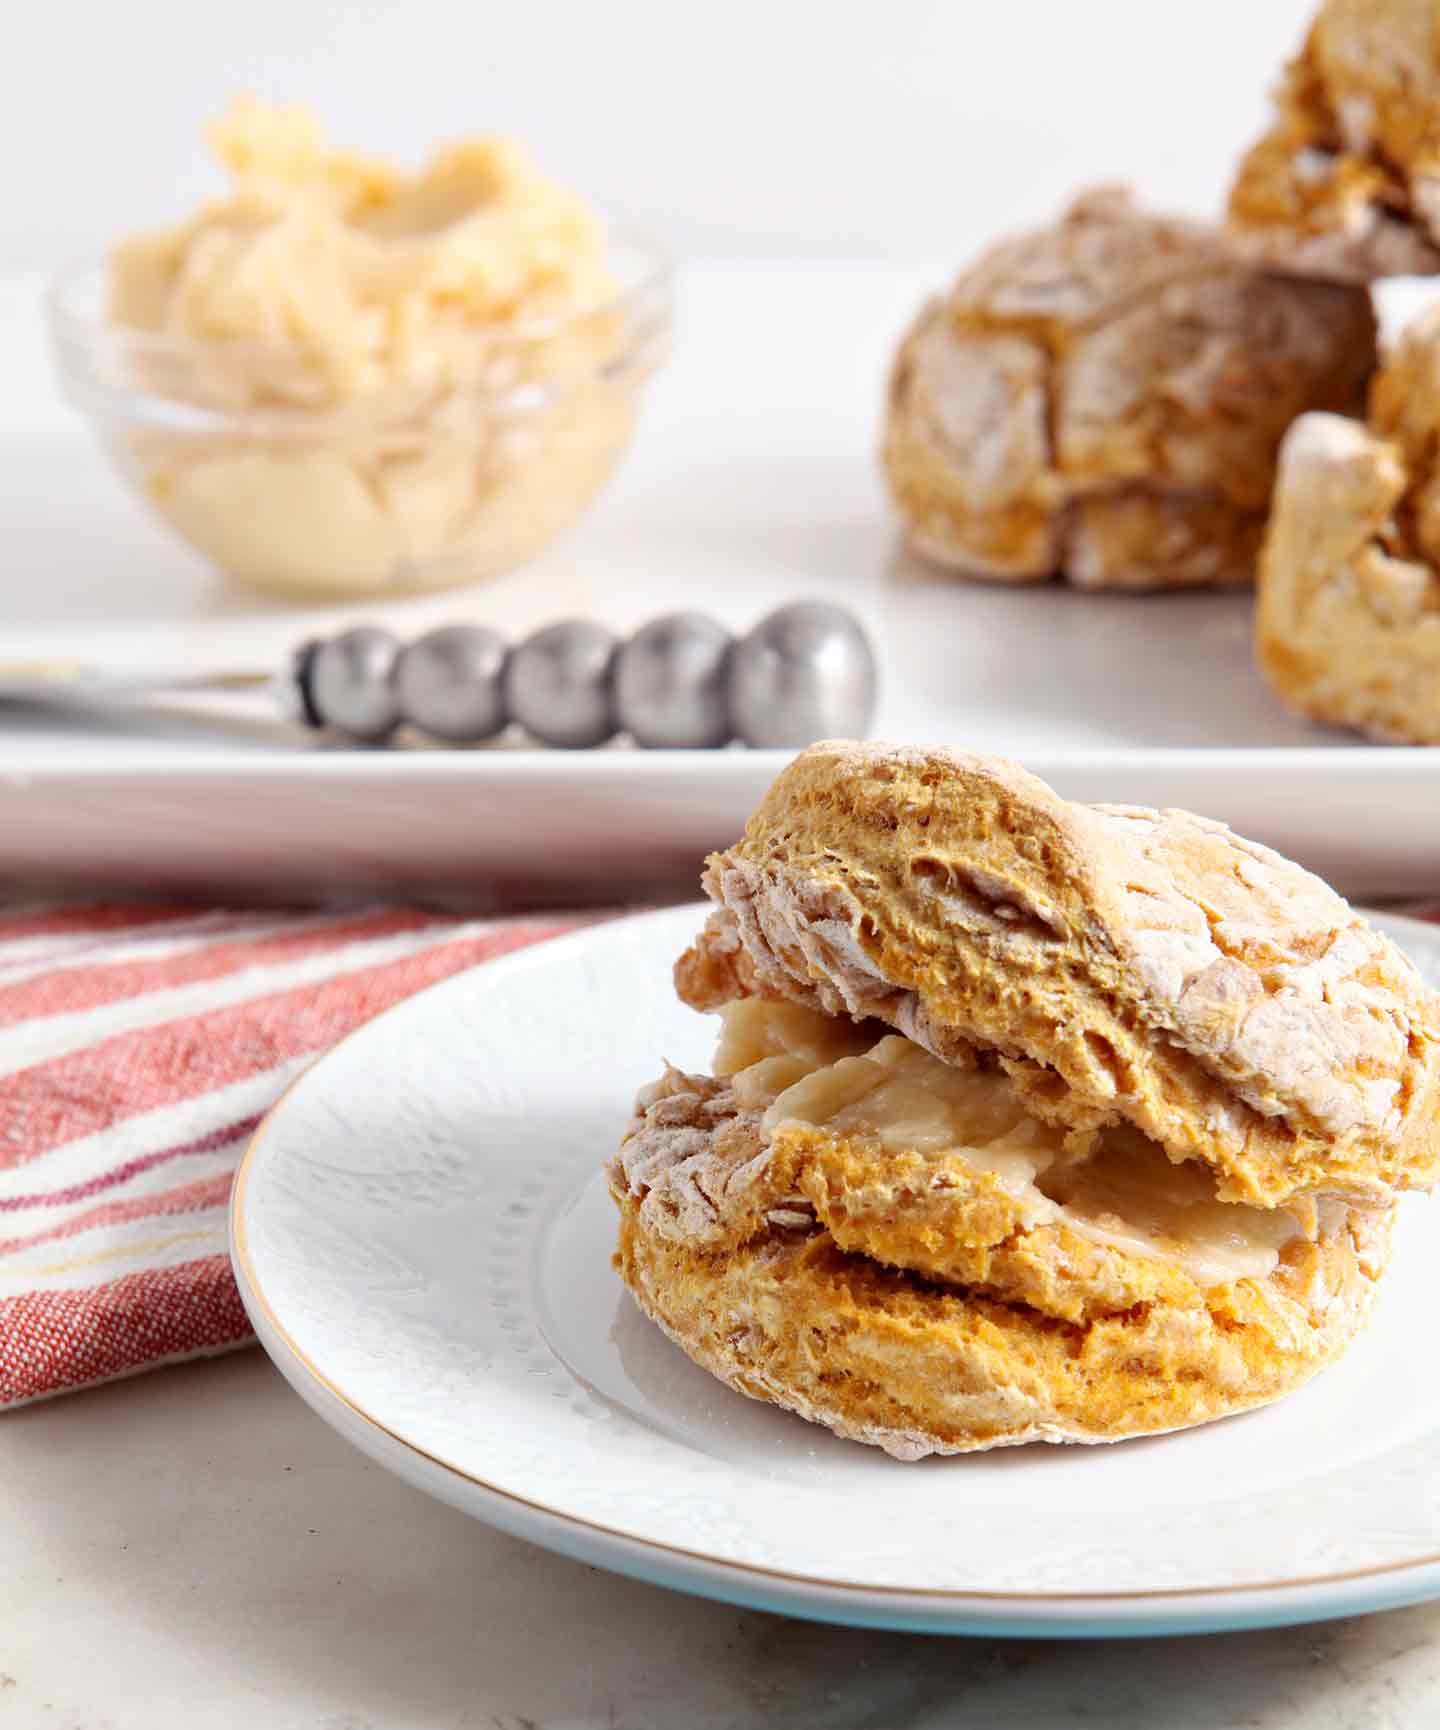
[{"x1": 47, "y1": 233, "x2": 671, "y2": 600}]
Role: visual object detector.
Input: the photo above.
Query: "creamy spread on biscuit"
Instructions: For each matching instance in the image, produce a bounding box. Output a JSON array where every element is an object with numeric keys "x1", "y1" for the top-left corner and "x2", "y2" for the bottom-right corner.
[
  {"x1": 107, "y1": 99, "x2": 636, "y2": 596},
  {"x1": 715, "y1": 999, "x2": 1307, "y2": 1286}
]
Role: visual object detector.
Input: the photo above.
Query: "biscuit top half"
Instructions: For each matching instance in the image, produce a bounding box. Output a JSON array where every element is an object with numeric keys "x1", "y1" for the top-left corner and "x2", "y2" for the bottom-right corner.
[{"x1": 678, "y1": 742, "x2": 1440, "y2": 1208}]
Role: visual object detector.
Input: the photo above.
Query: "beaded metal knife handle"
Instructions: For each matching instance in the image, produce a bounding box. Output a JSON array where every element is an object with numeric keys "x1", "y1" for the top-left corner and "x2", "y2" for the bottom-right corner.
[{"x1": 295, "y1": 601, "x2": 877, "y2": 747}]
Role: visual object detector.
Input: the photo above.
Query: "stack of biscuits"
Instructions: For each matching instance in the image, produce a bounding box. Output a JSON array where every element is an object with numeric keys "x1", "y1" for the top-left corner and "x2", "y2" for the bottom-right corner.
[
  {"x1": 884, "y1": 0, "x2": 1440, "y2": 744},
  {"x1": 607, "y1": 743, "x2": 1440, "y2": 1455}
]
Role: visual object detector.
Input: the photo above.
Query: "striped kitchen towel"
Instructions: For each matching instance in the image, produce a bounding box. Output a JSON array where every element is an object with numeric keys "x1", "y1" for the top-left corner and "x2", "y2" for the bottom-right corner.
[{"x1": 0, "y1": 901, "x2": 587, "y2": 1408}]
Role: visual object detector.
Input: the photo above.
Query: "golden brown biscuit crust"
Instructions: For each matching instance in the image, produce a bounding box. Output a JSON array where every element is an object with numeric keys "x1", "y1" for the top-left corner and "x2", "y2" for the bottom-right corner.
[
  {"x1": 882, "y1": 189, "x2": 1376, "y2": 587},
  {"x1": 679, "y1": 743, "x2": 1440, "y2": 1207},
  {"x1": 1258, "y1": 303, "x2": 1440, "y2": 742},
  {"x1": 609, "y1": 1066, "x2": 1393, "y2": 1457},
  {"x1": 1228, "y1": 4, "x2": 1440, "y2": 280},
  {"x1": 1065, "y1": 491, "x2": 1265, "y2": 592}
]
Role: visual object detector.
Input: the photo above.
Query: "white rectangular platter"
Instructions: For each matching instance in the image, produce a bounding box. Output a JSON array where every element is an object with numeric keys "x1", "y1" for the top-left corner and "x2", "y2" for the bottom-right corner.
[{"x1": 1, "y1": 265, "x2": 1437, "y2": 905}]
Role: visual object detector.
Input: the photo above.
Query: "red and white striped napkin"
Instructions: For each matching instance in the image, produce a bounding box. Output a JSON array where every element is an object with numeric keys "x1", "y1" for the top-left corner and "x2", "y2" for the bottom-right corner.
[{"x1": 0, "y1": 901, "x2": 586, "y2": 1408}]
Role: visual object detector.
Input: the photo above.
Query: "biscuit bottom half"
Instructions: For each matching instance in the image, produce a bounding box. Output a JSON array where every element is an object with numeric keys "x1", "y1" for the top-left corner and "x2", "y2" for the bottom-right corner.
[{"x1": 607, "y1": 1000, "x2": 1394, "y2": 1458}]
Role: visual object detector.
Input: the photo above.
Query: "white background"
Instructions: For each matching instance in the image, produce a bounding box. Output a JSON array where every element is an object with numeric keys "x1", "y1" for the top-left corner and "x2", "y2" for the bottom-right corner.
[{"x1": 7, "y1": 0, "x2": 1318, "y2": 264}]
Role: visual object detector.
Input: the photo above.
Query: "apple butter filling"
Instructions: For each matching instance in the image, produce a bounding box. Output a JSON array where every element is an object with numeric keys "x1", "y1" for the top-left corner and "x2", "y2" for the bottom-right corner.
[{"x1": 713, "y1": 998, "x2": 1316, "y2": 1287}]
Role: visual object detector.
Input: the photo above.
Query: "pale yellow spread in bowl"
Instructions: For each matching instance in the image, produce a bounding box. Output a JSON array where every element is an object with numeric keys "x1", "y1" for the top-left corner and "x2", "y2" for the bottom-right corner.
[{"x1": 75, "y1": 100, "x2": 667, "y2": 597}]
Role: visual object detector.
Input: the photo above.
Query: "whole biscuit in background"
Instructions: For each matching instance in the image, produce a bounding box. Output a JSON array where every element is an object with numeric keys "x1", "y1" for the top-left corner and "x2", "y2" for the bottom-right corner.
[
  {"x1": 1259, "y1": 305, "x2": 1440, "y2": 742},
  {"x1": 881, "y1": 189, "x2": 1376, "y2": 590},
  {"x1": 1229, "y1": 0, "x2": 1440, "y2": 280}
]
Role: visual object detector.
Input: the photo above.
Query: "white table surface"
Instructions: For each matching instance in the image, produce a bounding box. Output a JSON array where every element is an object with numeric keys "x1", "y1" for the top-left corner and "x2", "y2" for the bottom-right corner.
[{"x1": 1, "y1": 1346, "x2": 1438, "y2": 1729}]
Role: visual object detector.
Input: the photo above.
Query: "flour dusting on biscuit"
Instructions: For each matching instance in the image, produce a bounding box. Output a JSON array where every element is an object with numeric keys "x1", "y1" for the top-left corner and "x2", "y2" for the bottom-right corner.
[{"x1": 607, "y1": 745, "x2": 1437, "y2": 1458}]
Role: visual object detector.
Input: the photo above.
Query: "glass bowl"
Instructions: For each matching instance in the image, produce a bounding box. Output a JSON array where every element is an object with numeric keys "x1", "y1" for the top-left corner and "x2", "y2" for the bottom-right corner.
[{"x1": 47, "y1": 233, "x2": 672, "y2": 601}]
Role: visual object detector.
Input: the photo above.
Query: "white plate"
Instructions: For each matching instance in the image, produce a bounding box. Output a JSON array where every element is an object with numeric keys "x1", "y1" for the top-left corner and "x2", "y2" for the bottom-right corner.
[
  {"x1": 232, "y1": 903, "x2": 1440, "y2": 1637},
  {"x1": 6, "y1": 266, "x2": 1440, "y2": 902}
]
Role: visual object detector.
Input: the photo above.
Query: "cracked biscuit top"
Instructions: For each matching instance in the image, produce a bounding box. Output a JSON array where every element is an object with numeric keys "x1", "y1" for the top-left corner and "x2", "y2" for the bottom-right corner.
[
  {"x1": 677, "y1": 742, "x2": 1440, "y2": 1208},
  {"x1": 1228, "y1": 0, "x2": 1440, "y2": 279},
  {"x1": 881, "y1": 188, "x2": 1376, "y2": 588}
]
